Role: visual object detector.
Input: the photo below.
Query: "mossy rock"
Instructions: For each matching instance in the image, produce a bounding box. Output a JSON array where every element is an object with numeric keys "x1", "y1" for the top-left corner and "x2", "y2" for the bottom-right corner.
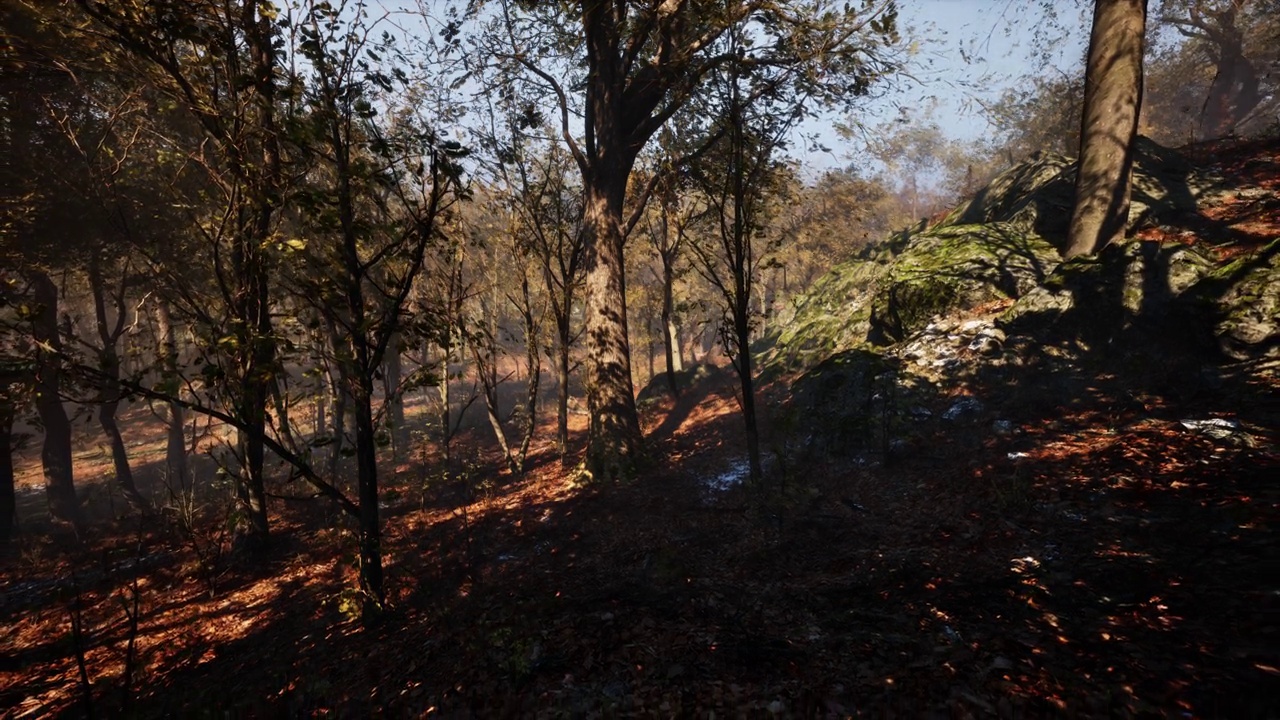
[
  {"x1": 636, "y1": 362, "x2": 728, "y2": 402},
  {"x1": 867, "y1": 223, "x2": 1061, "y2": 345},
  {"x1": 942, "y1": 152, "x2": 1076, "y2": 243},
  {"x1": 1191, "y1": 239, "x2": 1280, "y2": 359},
  {"x1": 761, "y1": 258, "x2": 887, "y2": 373},
  {"x1": 940, "y1": 137, "x2": 1205, "y2": 251}
]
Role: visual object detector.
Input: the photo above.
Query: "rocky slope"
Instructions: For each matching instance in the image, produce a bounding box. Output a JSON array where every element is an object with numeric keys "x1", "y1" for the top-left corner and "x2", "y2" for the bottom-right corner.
[{"x1": 763, "y1": 135, "x2": 1279, "y2": 460}]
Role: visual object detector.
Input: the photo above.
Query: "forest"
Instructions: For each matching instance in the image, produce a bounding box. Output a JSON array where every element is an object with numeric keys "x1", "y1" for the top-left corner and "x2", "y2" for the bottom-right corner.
[{"x1": 1, "y1": 0, "x2": 1277, "y2": 716}]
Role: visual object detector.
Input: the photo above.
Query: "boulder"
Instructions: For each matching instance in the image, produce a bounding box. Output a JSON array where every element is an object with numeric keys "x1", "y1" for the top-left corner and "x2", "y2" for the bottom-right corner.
[
  {"x1": 1000, "y1": 240, "x2": 1218, "y2": 351},
  {"x1": 867, "y1": 223, "x2": 1061, "y2": 345},
  {"x1": 942, "y1": 137, "x2": 1206, "y2": 251},
  {"x1": 761, "y1": 258, "x2": 885, "y2": 373},
  {"x1": 1194, "y1": 239, "x2": 1280, "y2": 359}
]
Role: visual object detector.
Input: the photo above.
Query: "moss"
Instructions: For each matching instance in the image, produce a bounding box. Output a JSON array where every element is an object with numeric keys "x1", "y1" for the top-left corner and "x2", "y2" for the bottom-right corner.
[{"x1": 868, "y1": 223, "x2": 1060, "y2": 344}]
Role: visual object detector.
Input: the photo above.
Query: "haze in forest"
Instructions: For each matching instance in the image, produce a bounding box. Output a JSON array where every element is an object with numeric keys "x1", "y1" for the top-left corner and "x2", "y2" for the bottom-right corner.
[{"x1": 1, "y1": 0, "x2": 1277, "y2": 716}]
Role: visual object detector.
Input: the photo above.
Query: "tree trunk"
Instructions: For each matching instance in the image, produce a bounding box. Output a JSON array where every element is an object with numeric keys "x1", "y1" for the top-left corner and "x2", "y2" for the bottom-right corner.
[
  {"x1": 153, "y1": 297, "x2": 188, "y2": 490},
  {"x1": 352, "y1": 369, "x2": 384, "y2": 621},
  {"x1": 661, "y1": 253, "x2": 683, "y2": 397},
  {"x1": 473, "y1": 343, "x2": 518, "y2": 475},
  {"x1": 89, "y1": 257, "x2": 145, "y2": 511},
  {"x1": 324, "y1": 315, "x2": 348, "y2": 482},
  {"x1": 30, "y1": 271, "x2": 80, "y2": 527},
  {"x1": 383, "y1": 332, "x2": 404, "y2": 457},
  {"x1": 1065, "y1": 0, "x2": 1147, "y2": 259},
  {"x1": 231, "y1": 241, "x2": 273, "y2": 549},
  {"x1": 735, "y1": 298, "x2": 763, "y2": 486},
  {"x1": 555, "y1": 313, "x2": 571, "y2": 461},
  {"x1": 1, "y1": 397, "x2": 16, "y2": 544},
  {"x1": 516, "y1": 277, "x2": 541, "y2": 472},
  {"x1": 437, "y1": 343, "x2": 451, "y2": 471},
  {"x1": 581, "y1": 183, "x2": 644, "y2": 480}
]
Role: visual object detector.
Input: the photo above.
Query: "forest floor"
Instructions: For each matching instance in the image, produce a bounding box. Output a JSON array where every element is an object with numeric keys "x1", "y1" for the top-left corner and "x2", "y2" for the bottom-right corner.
[{"x1": 2, "y1": 136, "x2": 1278, "y2": 719}]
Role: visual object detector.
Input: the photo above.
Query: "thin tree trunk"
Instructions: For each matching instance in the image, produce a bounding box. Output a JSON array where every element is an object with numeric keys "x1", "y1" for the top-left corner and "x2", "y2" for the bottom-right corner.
[
  {"x1": 735, "y1": 299, "x2": 763, "y2": 486},
  {"x1": 30, "y1": 270, "x2": 79, "y2": 527},
  {"x1": 383, "y1": 332, "x2": 403, "y2": 458},
  {"x1": 231, "y1": 239, "x2": 273, "y2": 548},
  {"x1": 324, "y1": 315, "x2": 348, "y2": 482},
  {"x1": 1065, "y1": 0, "x2": 1147, "y2": 259},
  {"x1": 515, "y1": 276, "x2": 540, "y2": 472},
  {"x1": 661, "y1": 252, "x2": 683, "y2": 397},
  {"x1": 89, "y1": 257, "x2": 145, "y2": 511},
  {"x1": 472, "y1": 342, "x2": 518, "y2": 475},
  {"x1": 438, "y1": 343, "x2": 451, "y2": 472},
  {"x1": 229, "y1": 0, "x2": 284, "y2": 550},
  {"x1": 153, "y1": 297, "x2": 188, "y2": 489},
  {"x1": 555, "y1": 314, "x2": 571, "y2": 461}
]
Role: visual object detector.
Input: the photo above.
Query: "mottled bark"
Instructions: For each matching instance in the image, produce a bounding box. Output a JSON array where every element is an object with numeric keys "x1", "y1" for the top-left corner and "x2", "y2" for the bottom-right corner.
[
  {"x1": 581, "y1": 182, "x2": 644, "y2": 480},
  {"x1": 1066, "y1": 0, "x2": 1148, "y2": 259},
  {"x1": 660, "y1": 245, "x2": 683, "y2": 398}
]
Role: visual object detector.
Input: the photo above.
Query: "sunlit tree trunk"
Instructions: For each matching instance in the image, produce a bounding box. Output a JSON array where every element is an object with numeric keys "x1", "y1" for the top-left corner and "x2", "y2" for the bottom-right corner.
[
  {"x1": 581, "y1": 179, "x2": 645, "y2": 480},
  {"x1": 1066, "y1": 0, "x2": 1147, "y2": 259}
]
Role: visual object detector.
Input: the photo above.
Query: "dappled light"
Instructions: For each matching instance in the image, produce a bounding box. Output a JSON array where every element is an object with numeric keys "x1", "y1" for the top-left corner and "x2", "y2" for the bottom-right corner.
[{"x1": 2, "y1": 0, "x2": 1277, "y2": 717}]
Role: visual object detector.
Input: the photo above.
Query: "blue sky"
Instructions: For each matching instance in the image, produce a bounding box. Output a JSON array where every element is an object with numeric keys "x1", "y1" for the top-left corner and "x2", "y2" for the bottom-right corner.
[
  {"x1": 808, "y1": 0, "x2": 1091, "y2": 169},
  {"x1": 367, "y1": 0, "x2": 1093, "y2": 172}
]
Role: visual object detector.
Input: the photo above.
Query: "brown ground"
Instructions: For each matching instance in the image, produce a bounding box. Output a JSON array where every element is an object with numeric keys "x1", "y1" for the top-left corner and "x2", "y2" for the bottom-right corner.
[{"x1": 1, "y1": 137, "x2": 1278, "y2": 718}]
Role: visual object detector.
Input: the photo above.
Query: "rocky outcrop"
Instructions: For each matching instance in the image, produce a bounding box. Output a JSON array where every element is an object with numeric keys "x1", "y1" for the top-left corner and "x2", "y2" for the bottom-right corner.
[
  {"x1": 867, "y1": 223, "x2": 1060, "y2": 345},
  {"x1": 764, "y1": 136, "x2": 1275, "y2": 375},
  {"x1": 1194, "y1": 239, "x2": 1280, "y2": 359}
]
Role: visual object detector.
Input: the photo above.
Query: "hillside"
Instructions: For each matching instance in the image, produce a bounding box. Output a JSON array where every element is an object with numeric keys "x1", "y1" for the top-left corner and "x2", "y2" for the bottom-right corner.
[{"x1": 2, "y1": 137, "x2": 1277, "y2": 718}]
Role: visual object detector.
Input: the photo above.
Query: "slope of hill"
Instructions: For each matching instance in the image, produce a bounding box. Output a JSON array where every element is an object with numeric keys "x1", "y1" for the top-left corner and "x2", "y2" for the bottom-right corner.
[{"x1": 2, "y1": 137, "x2": 1276, "y2": 718}]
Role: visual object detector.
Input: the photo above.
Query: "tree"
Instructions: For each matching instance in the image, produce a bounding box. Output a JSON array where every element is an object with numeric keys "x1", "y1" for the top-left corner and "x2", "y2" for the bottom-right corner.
[
  {"x1": 1, "y1": 1, "x2": 96, "y2": 528},
  {"x1": 641, "y1": 159, "x2": 691, "y2": 398},
  {"x1": 686, "y1": 22, "x2": 799, "y2": 486},
  {"x1": 287, "y1": 0, "x2": 460, "y2": 620},
  {"x1": 75, "y1": 0, "x2": 289, "y2": 548},
  {"x1": 485, "y1": 0, "x2": 902, "y2": 480},
  {"x1": 1156, "y1": 0, "x2": 1265, "y2": 137},
  {"x1": 1066, "y1": 0, "x2": 1149, "y2": 259}
]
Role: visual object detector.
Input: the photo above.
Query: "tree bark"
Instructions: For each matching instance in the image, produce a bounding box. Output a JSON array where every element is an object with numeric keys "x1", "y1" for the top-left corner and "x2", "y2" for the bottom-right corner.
[
  {"x1": 735, "y1": 296, "x2": 763, "y2": 486},
  {"x1": 153, "y1": 297, "x2": 188, "y2": 490},
  {"x1": 1065, "y1": 0, "x2": 1148, "y2": 259},
  {"x1": 472, "y1": 341, "x2": 518, "y2": 475},
  {"x1": 581, "y1": 182, "x2": 644, "y2": 480},
  {"x1": 30, "y1": 270, "x2": 80, "y2": 527},
  {"x1": 323, "y1": 315, "x2": 348, "y2": 483},
  {"x1": 554, "y1": 313, "x2": 571, "y2": 461},
  {"x1": 661, "y1": 249, "x2": 683, "y2": 397}
]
